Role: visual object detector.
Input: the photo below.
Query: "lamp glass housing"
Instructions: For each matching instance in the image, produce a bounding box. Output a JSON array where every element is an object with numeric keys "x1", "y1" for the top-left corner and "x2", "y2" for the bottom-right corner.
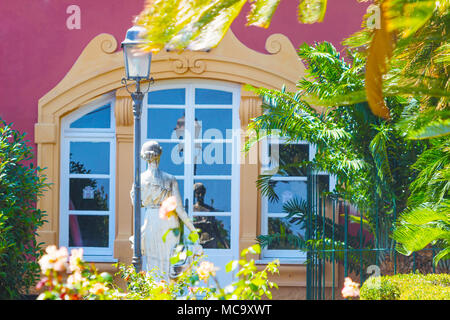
[{"x1": 123, "y1": 44, "x2": 151, "y2": 80}]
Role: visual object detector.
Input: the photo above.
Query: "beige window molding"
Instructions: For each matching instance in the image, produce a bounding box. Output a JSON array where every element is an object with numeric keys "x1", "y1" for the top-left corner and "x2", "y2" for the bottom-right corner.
[{"x1": 35, "y1": 29, "x2": 306, "y2": 271}]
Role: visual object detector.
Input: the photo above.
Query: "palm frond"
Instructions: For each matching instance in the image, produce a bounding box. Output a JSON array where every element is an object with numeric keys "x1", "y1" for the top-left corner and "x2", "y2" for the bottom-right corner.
[{"x1": 394, "y1": 201, "x2": 450, "y2": 265}]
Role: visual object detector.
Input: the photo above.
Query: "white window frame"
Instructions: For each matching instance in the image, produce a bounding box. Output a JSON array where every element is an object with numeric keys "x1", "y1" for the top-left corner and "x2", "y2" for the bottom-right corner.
[
  {"x1": 260, "y1": 137, "x2": 336, "y2": 263},
  {"x1": 141, "y1": 79, "x2": 240, "y2": 263},
  {"x1": 60, "y1": 93, "x2": 116, "y2": 262}
]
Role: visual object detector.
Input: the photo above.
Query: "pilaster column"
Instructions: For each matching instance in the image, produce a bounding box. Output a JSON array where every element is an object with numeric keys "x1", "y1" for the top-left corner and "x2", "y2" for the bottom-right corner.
[
  {"x1": 238, "y1": 91, "x2": 262, "y2": 257},
  {"x1": 113, "y1": 88, "x2": 134, "y2": 263},
  {"x1": 35, "y1": 123, "x2": 58, "y2": 247}
]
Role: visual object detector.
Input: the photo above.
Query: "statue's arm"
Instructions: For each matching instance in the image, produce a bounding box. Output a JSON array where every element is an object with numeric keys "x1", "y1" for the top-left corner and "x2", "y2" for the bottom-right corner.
[
  {"x1": 172, "y1": 179, "x2": 196, "y2": 233},
  {"x1": 130, "y1": 182, "x2": 145, "y2": 207}
]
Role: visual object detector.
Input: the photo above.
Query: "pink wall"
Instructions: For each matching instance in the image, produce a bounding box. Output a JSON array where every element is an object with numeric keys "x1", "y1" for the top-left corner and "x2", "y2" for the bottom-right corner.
[
  {"x1": 232, "y1": 1, "x2": 368, "y2": 53},
  {"x1": 0, "y1": 0, "x2": 368, "y2": 162}
]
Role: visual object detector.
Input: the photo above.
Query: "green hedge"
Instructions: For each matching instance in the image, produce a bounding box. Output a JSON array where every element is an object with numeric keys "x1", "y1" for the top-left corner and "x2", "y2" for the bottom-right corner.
[
  {"x1": 0, "y1": 120, "x2": 48, "y2": 299},
  {"x1": 360, "y1": 273, "x2": 450, "y2": 300}
]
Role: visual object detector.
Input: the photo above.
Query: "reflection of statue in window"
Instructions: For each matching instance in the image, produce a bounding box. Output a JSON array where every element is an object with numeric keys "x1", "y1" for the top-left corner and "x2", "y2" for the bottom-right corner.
[
  {"x1": 192, "y1": 182, "x2": 230, "y2": 249},
  {"x1": 174, "y1": 114, "x2": 202, "y2": 175}
]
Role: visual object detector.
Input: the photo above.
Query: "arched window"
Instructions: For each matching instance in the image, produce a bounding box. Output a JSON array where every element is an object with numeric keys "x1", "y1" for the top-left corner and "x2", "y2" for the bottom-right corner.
[
  {"x1": 60, "y1": 93, "x2": 116, "y2": 261},
  {"x1": 142, "y1": 79, "x2": 241, "y2": 285}
]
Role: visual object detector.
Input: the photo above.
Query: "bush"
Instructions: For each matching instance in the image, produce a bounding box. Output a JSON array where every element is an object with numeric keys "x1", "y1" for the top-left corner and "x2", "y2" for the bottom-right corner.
[
  {"x1": 360, "y1": 273, "x2": 450, "y2": 300},
  {"x1": 36, "y1": 244, "x2": 280, "y2": 300},
  {"x1": 0, "y1": 120, "x2": 48, "y2": 299}
]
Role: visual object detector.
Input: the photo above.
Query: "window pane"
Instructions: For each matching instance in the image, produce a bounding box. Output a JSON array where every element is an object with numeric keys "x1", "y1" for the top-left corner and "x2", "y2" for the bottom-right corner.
[
  {"x1": 318, "y1": 174, "x2": 329, "y2": 194},
  {"x1": 70, "y1": 104, "x2": 111, "y2": 129},
  {"x1": 268, "y1": 217, "x2": 305, "y2": 250},
  {"x1": 69, "y1": 215, "x2": 109, "y2": 247},
  {"x1": 195, "y1": 88, "x2": 232, "y2": 105},
  {"x1": 268, "y1": 180, "x2": 307, "y2": 213},
  {"x1": 270, "y1": 143, "x2": 309, "y2": 176},
  {"x1": 147, "y1": 108, "x2": 186, "y2": 139},
  {"x1": 151, "y1": 142, "x2": 184, "y2": 176},
  {"x1": 148, "y1": 89, "x2": 185, "y2": 105},
  {"x1": 69, "y1": 178, "x2": 109, "y2": 211},
  {"x1": 70, "y1": 142, "x2": 110, "y2": 174},
  {"x1": 193, "y1": 216, "x2": 230, "y2": 249},
  {"x1": 194, "y1": 143, "x2": 232, "y2": 176},
  {"x1": 193, "y1": 180, "x2": 231, "y2": 212},
  {"x1": 195, "y1": 109, "x2": 232, "y2": 138},
  {"x1": 176, "y1": 179, "x2": 184, "y2": 203}
]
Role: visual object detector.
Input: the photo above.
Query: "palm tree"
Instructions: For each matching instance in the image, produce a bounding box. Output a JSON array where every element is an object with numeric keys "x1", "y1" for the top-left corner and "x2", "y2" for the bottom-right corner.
[{"x1": 245, "y1": 41, "x2": 425, "y2": 275}]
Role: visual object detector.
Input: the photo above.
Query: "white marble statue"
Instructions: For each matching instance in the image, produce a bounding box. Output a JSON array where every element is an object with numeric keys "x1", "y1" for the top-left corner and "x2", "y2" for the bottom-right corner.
[{"x1": 130, "y1": 140, "x2": 200, "y2": 280}]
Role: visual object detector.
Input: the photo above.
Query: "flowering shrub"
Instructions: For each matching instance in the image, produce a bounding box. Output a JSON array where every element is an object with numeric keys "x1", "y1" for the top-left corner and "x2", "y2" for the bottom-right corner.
[
  {"x1": 341, "y1": 277, "x2": 360, "y2": 299},
  {"x1": 116, "y1": 244, "x2": 279, "y2": 300},
  {"x1": 36, "y1": 246, "x2": 119, "y2": 300},
  {"x1": 37, "y1": 244, "x2": 279, "y2": 300},
  {"x1": 115, "y1": 255, "x2": 212, "y2": 300},
  {"x1": 196, "y1": 261, "x2": 219, "y2": 281}
]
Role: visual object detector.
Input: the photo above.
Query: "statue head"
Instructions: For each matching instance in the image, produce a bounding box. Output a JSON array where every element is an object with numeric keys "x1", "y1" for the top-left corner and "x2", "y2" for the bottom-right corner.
[
  {"x1": 141, "y1": 140, "x2": 162, "y2": 165},
  {"x1": 194, "y1": 182, "x2": 206, "y2": 203}
]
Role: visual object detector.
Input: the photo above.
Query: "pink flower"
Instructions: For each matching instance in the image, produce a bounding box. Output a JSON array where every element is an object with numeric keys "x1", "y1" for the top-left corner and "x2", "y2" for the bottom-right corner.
[
  {"x1": 159, "y1": 196, "x2": 178, "y2": 220},
  {"x1": 197, "y1": 261, "x2": 219, "y2": 281},
  {"x1": 35, "y1": 277, "x2": 48, "y2": 290},
  {"x1": 67, "y1": 272, "x2": 85, "y2": 287},
  {"x1": 38, "y1": 245, "x2": 69, "y2": 273},
  {"x1": 69, "y1": 248, "x2": 84, "y2": 273},
  {"x1": 341, "y1": 277, "x2": 360, "y2": 299},
  {"x1": 188, "y1": 286, "x2": 200, "y2": 295}
]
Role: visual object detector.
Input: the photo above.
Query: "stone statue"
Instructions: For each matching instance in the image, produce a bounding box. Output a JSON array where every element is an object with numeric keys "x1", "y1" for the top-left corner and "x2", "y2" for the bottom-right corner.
[{"x1": 130, "y1": 140, "x2": 200, "y2": 280}]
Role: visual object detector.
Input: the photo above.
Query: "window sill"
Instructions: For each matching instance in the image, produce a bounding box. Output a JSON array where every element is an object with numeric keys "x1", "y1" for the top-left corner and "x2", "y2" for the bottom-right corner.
[
  {"x1": 83, "y1": 256, "x2": 118, "y2": 263},
  {"x1": 255, "y1": 258, "x2": 306, "y2": 265}
]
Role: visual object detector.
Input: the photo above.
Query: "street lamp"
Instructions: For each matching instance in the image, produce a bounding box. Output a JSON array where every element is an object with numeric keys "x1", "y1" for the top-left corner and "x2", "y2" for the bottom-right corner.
[{"x1": 121, "y1": 25, "x2": 153, "y2": 272}]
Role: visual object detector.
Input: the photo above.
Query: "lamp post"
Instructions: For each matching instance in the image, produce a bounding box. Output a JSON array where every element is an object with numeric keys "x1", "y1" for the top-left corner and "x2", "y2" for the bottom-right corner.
[{"x1": 121, "y1": 25, "x2": 153, "y2": 272}]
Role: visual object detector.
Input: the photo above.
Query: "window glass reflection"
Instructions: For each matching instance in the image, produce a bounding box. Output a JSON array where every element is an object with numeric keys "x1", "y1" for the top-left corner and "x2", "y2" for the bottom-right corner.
[
  {"x1": 268, "y1": 180, "x2": 307, "y2": 213},
  {"x1": 148, "y1": 89, "x2": 185, "y2": 105},
  {"x1": 70, "y1": 104, "x2": 111, "y2": 129},
  {"x1": 193, "y1": 180, "x2": 231, "y2": 212},
  {"x1": 152, "y1": 142, "x2": 185, "y2": 176},
  {"x1": 270, "y1": 143, "x2": 309, "y2": 176},
  {"x1": 69, "y1": 215, "x2": 109, "y2": 247},
  {"x1": 195, "y1": 109, "x2": 232, "y2": 138},
  {"x1": 147, "y1": 108, "x2": 186, "y2": 140},
  {"x1": 268, "y1": 217, "x2": 305, "y2": 250},
  {"x1": 70, "y1": 142, "x2": 110, "y2": 174},
  {"x1": 194, "y1": 143, "x2": 231, "y2": 176},
  {"x1": 195, "y1": 88, "x2": 232, "y2": 105},
  {"x1": 193, "y1": 216, "x2": 230, "y2": 249},
  {"x1": 69, "y1": 178, "x2": 109, "y2": 211}
]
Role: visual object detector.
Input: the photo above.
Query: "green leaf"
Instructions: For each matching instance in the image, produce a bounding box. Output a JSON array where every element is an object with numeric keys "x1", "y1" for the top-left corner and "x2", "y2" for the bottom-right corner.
[
  {"x1": 298, "y1": 0, "x2": 328, "y2": 24},
  {"x1": 162, "y1": 229, "x2": 172, "y2": 243},
  {"x1": 433, "y1": 247, "x2": 450, "y2": 266},
  {"x1": 226, "y1": 260, "x2": 239, "y2": 272},
  {"x1": 246, "y1": 0, "x2": 281, "y2": 28},
  {"x1": 188, "y1": 230, "x2": 199, "y2": 243},
  {"x1": 170, "y1": 255, "x2": 180, "y2": 265},
  {"x1": 249, "y1": 244, "x2": 261, "y2": 254},
  {"x1": 407, "y1": 118, "x2": 450, "y2": 140}
]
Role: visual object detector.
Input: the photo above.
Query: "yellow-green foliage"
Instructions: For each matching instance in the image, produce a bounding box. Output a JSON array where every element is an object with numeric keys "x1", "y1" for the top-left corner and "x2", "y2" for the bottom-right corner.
[{"x1": 360, "y1": 273, "x2": 450, "y2": 300}]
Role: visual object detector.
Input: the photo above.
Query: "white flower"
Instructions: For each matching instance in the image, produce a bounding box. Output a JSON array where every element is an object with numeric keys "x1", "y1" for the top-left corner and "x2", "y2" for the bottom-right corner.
[
  {"x1": 197, "y1": 261, "x2": 219, "y2": 281},
  {"x1": 38, "y1": 245, "x2": 69, "y2": 273}
]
